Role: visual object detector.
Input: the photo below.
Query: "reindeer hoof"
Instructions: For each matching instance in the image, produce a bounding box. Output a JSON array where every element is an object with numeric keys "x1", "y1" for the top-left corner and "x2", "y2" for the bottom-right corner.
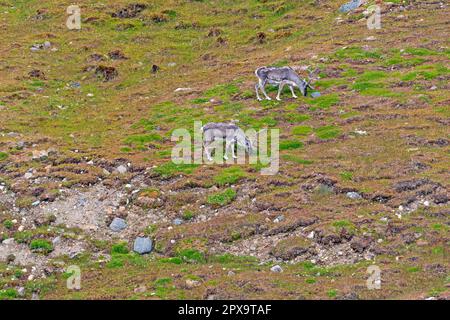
[
  {"x1": 276, "y1": 97, "x2": 281, "y2": 101},
  {"x1": 266, "y1": 97, "x2": 272, "y2": 101},
  {"x1": 233, "y1": 155, "x2": 238, "y2": 159},
  {"x1": 293, "y1": 95, "x2": 298, "y2": 99},
  {"x1": 257, "y1": 98, "x2": 262, "y2": 101},
  {"x1": 223, "y1": 156, "x2": 228, "y2": 160}
]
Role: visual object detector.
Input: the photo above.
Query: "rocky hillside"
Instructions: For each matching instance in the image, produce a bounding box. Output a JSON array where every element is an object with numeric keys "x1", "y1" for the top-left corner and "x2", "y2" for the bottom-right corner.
[{"x1": 0, "y1": 0, "x2": 448, "y2": 299}]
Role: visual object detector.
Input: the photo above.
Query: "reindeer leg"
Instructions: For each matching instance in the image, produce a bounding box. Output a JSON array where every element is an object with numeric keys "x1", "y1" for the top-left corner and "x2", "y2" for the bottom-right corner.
[
  {"x1": 289, "y1": 85, "x2": 298, "y2": 98},
  {"x1": 232, "y1": 140, "x2": 237, "y2": 159},
  {"x1": 276, "y1": 81, "x2": 287, "y2": 101},
  {"x1": 224, "y1": 140, "x2": 230, "y2": 160},
  {"x1": 259, "y1": 80, "x2": 271, "y2": 100},
  {"x1": 204, "y1": 143, "x2": 213, "y2": 162},
  {"x1": 255, "y1": 83, "x2": 263, "y2": 101}
]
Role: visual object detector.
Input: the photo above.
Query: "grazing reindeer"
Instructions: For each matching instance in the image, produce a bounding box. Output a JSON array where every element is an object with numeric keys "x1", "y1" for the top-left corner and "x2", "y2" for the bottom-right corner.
[
  {"x1": 255, "y1": 66, "x2": 319, "y2": 101},
  {"x1": 201, "y1": 122, "x2": 253, "y2": 161}
]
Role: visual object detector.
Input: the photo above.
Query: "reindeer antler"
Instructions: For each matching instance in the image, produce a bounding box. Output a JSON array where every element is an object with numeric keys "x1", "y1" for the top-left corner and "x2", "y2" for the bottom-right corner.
[{"x1": 305, "y1": 67, "x2": 320, "y2": 89}]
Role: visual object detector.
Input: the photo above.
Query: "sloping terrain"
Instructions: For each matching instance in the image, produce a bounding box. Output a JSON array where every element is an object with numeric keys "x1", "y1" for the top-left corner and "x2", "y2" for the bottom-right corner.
[{"x1": 0, "y1": 0, "x2": 448, "y2": 300}]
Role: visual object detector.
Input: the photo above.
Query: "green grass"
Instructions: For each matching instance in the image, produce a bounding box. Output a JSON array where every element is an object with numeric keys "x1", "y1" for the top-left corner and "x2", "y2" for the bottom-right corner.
[
  {"x1": 153, "y1": 277, "x2": 174, "y2": 298},
  {"x1": 283, "y1": 113, "x2": 310, "y2": 124},
  {"x1": 0, "y1": 152, "x2": 8, "y2": 161},
  {"x1": 124, "y1": 133, "x2": 163, "y2": 148},
  {"x1": 29, "y1": 239, "x2": 53, "y2": 254},
  {"x1": 3, "y1": 220, "x2": 13, "y2": 229},
  {"x1": 177, "y1": 249, "x2": 206, "y2": 264},
  {"x1": 404, "y1": 47, "x2": 437, "y2": 56},
  {"x1": 334, "y1": 47, "x2": 381, "y2": 60},
  {"x1": 204, "y1": 83, "x2": 240, "y2": 98},
  {"x1": 327, "y1": 289, "x2": 338, "y2": 298},
  {"x1": 207, "y1": 188, "x2": 237, "y2": 207},
  {"x1": 292, "y1": 125, "x2": 312, "y2": 136},
  {"x1": 282, "y1": 154, "x2": 313, "y2": 165},
  {"x1": 340, "y1": 171, "x2": 353, "y2": 181},
  {"x1": 213, "y1": 167, "x2": 246, "y2": 186},
  {"x1": 0, "y1": 288, "x2": 18, "y2": 300},
  {"x1": 182, "y1": 210, "x2": 195, "y2": 221},
  {"x1": 314, "y1": 125, "x2": 341, "y2": 140},
  {"x1": 14, "y1": 230, "x2": 33, "y2": 244},
  {"x1": 307, "y1": 93, "x2": 339, "y2": 110},
  {"x1": 358, "y1": 71, "x2": 387, "y2": 81},
  {"x1": 111, "y1": 242, "x2": 129, "y2": 255},
  {"x1": 280, "y1": 140, "x2": 303, "y2": 150},
  {"x1": 153, "y1": 162, "x2": 198, "y2": 179}
]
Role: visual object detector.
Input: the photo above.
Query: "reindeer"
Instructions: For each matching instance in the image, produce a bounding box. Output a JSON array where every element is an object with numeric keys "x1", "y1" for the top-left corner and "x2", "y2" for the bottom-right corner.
[
  {"x1": 255, "y1": 66, "x2": 319, "y2": 101},
  {"x1": 201, "y1": 122, "x2": 253, "y2": 161}
]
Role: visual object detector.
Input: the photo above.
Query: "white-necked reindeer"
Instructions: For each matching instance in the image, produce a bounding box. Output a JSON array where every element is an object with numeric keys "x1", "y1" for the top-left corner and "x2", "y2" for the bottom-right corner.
[
  {"x1": 255, "y1": 66, "x2": 319, "y2": 101},
  {"x1": 202, "y1": 122, "x2": 253, "y2": 161}
]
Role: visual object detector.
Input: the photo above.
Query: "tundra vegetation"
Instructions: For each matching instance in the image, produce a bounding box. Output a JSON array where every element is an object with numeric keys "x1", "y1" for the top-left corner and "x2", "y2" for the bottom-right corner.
[{"x1": 0, "y1": 0, "x2": 448, "y2": 300}]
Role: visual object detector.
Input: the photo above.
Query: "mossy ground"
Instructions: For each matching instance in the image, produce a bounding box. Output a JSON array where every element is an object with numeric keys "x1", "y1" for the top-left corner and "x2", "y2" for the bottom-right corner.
[{"x1": 0, "y1": 0, "x2": 449, "y2": 299}]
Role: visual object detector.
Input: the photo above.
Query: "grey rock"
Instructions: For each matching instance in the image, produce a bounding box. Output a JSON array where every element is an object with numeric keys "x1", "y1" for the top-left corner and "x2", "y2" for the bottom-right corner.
[
  {"x1": 17, "y1": 287, "x2": 26, "y2": 297},
  {"x1": 2, "y1": 238, "x2": 15, "y2": 245},
  {"x1": 24, "y1": 172, "x2": 33, "y2": 179},
  {"x1": 346, "y1": 191, "x2": 362, "y2": 199},
  {"x1": 274, "y1": 215, "x2": 285, "y2": 223},
  {"x1": 339, "y1": 0, "x2": 363, "y2": 13},
  {"x1": 116, "y1": 165, "x2": 127, "y2": 174},
  {"x1": 52, "y1": 236, "x2": 61, "y2": 245},
  {"x1": 270, "y1": 265, "x2": 283, "y2": 273},
  {"x1": 16, "y1": 141, "x2": 25, "y2": 150},
  {"x1": 109, "y1": 217, "x2": 127, "y2": 232},
  {"x1": 173, "y1": 218, "x2": 183, "y2": 225},
  {"x1": 311, "y1": 92, "x2": 321, "y2": 98},
  {"x1": 133, "y1": 237, "x2": 153, "y2": 254}
]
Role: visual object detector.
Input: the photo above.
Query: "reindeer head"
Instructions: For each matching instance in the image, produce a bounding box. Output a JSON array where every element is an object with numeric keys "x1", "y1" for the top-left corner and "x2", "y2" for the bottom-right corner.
[{"x1": 235, "y1": 130, "x2": 254, "y2": 154}]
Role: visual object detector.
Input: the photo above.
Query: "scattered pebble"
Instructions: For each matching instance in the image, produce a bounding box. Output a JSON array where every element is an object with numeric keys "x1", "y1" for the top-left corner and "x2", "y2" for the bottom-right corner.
[
  {"x1": 109, "y1": 217, "x2": 127, "y2": 232},
  {"x1": 133, "y1": 237, "x2": 152, "y2": 254},
  {"x1": 346, "y1": 192, "x2": 362, "y2": 200},
  {"x1": 270, "y1": 265, "x2": 283, "y2": 273}
]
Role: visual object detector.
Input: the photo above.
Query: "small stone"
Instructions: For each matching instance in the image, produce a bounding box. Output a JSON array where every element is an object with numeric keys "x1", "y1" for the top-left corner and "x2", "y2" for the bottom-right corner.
[
  {"x1": 17, "y1": 287, "x2": 25, "y2": 297},
  {"x1": 16, "y1": 141, "x2": 25, "y2": 150},
  {"x1": 116, "y1": 165, "x2": 127, "y2": 174},
  {"x1": 2, "y1": 238, "x2": 14, "y2": 245},
  {"x1": 174, "y1": 87, "x2": 192, "y2": 93},
  {"x1": 227, "y1": 270, "x2": 235, "y2": 276},
  {"x1": 311, "y1": 92, "x2": 321, "y2": 98},
  {"x1": 109, "y1": 217, "x2": 127, "y2": 232},
  {"x1": 24, "y1": 172, "x2": 33, "y2": 179},
  {"x1": 134, "y1": 285, "x2": 147, "y2": 293},
  {"x1": 173, "y1": 218, "x2": 183, "y2": 226},
  {"x1": 423, "y1": 200, "x2": 430, "y2": 207},
  {"x1": 346, "y1": 192, "x2": 362, "y2": 199},
  {"x1": 133, "y1": 237, "x2": 153, "y2": 254},
  {"x1": 185, "y1": 279, "x2": 201, "y2": 288},
  {"x1": 365, "y1": 36, "x2": 376, "y2": 41},
  {"x1": 273, "y1": 215, "x2": 284, "y2": 223},
  {"x1": 52, "y1": 236, "x2": 61, "y2": 245},
  {"x1": 270, "y1": 265, "x2": 283, "y2": 273}
]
